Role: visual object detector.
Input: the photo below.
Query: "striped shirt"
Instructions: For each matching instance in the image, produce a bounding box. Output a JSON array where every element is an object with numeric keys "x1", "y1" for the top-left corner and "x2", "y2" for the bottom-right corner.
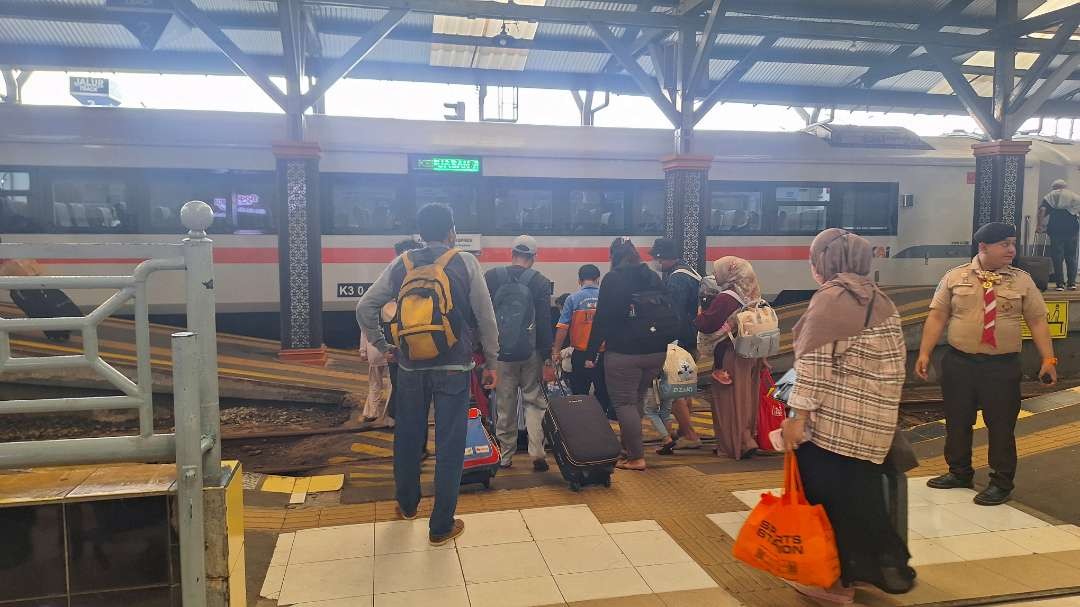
[{"x1": 788, "y1": 313, "x2": 905, "y2": 464}]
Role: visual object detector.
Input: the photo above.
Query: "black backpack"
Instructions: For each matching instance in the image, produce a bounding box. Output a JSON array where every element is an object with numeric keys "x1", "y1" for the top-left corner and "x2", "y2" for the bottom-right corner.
[
  {"x1": 492, "y1": 267, "x2": 538, "y2": 362},
  {"x1": 627, "y1": 268, "x2": 681, "y2": 352}
]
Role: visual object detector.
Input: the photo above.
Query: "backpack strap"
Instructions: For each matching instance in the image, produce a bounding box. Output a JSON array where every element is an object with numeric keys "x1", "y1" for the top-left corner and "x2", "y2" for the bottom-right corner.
[
  {"x1": 433, "y1": 247, "x2": 460, "y2": 269},
  {"x1": 401, "y1": 250, "x2": 416, "y2": 272},
  {"x1": 863, "y1": 290, "x2": 878, "y2": 329},
  {"x1": 517, "y1": 268, "x2": 538, "y2": 287},
  {"x1": 495, "y1": 266, "x2": 509, "y2": 286},
  {"x1": 671, "y1": 267, "x2": 702, "y2": 282}
]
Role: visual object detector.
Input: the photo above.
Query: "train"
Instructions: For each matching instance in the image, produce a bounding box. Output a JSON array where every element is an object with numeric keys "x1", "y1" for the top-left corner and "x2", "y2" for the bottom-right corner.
[{"x1": 1, "y1": 104, "x2": 1078, "y2": 345}]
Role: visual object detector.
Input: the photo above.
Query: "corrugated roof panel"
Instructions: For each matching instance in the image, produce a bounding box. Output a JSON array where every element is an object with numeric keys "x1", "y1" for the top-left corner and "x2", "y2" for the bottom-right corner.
[
  {"x1": 536, "y1": 22, "x2": 626, "y2": 39},
  {"x1": 545, "y1": 0, "x2": 637, "y2": 10},
  {"x1": 0, "y1": 18, "x2": 139, "y2": 48},
  {"x1": 741, "y1": 62, "x2": 867, "y2": 86},
  {"x1": 313, "y1": 4, "x2": 432, "y2": 27},
  {"x1": 770, "y1": 37, "x2": 899, "y2": 55},
  {"x1": 524, "y1": 50, "x2": 610, "y2": 72},
  {"x1": 707, "y1": 59, "x2": 740, "y2": 80},
  {"x1": 193, "y1": 0, "x2": 275, "y2": 14},
  {"x1": 318, "y1": 35, "x2": 430, "y2": 64},
  {"x1": 714, "y1": 33, "x2": 767, "y2": 48},
  {"x1": 157, "y1": 28, "x2": 283, "y2": 55},
  {"x1": 872, "y1": 70, "x2": 944, "y2": 92}
]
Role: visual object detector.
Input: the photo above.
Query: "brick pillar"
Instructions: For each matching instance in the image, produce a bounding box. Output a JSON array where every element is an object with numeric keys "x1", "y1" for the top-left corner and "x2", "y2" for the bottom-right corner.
[
  {"x1": 971, "y1": 140, "x2": 1031, "y2": 234},
  {"x1": 273, "y1": 141, "x2": 326, "y2": 365},
  {"x1": 662, "y1": 155, "x2": 712, "y2": 274}
]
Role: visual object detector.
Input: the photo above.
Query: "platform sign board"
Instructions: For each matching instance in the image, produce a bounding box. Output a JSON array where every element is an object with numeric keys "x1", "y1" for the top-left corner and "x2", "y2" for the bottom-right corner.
[
  {"x1": 408, "y1": 155, "x2": 482, "y2": 174},
  {"x1": 1021, "y1": 301, "x2": 1068, "y2": 339},
  {"x1": 70, "y1": 77, "x2": 121, "y2": 106},
  {"x1": 336, "y1": 283, "x2": 373, "y2": 298}
]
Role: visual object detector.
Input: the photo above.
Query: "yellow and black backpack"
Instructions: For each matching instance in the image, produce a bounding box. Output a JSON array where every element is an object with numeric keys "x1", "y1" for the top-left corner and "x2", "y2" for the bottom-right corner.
[{"x1": 391, "y1": 248, "x2": 461, "y2": 361}]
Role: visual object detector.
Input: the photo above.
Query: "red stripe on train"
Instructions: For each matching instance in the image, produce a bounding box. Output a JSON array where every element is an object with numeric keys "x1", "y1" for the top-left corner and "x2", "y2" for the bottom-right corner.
[{"x1": 35, "y1": 245, "x2": 811, "y2": 264}]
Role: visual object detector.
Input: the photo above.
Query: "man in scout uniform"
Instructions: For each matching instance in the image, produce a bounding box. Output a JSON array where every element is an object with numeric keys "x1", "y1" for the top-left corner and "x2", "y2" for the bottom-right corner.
[{"x1": 915, "y1": 222, "x2": 1058, "y2": 506}]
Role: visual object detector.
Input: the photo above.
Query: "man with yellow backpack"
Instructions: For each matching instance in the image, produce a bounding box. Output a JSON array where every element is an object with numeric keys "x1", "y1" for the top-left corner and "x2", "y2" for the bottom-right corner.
[{"x1": 356, "y1": 203, "x2": 499, "y2": 546}]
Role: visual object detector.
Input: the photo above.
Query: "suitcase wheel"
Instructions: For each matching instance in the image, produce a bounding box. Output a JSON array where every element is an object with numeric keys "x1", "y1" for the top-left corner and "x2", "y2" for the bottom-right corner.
[
  {"x1": 482, "y1": 478, "x2": 492, "y2": 489},
  {"x1": 602, "y1": 475, "x2": 612, "y2": 488},
  {"x1": 568, "y1": 481, "x2": 581, "y2": 492}
]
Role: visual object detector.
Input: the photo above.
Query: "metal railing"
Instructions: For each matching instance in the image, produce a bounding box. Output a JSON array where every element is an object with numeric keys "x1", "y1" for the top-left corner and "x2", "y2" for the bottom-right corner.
[{"x1": 0, "y1": 201, "x2": 222, "y2": 607}]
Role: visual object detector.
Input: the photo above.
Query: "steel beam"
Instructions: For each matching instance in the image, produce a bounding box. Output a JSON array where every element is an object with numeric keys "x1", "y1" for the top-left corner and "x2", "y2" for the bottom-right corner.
[
  {"x1": 599, "y1": 0, "x2": 653, "y2": 74},
  {"x1": 855, "y1": 0, "x2": 976, "y2": 87},
  {"x1": 992, "y1": 0, "x2": 1016, "y2": 138},
  {"x1": 280, "y1": 0, "x2": 306, "y2": 140},
  {"x1": 1, "y1": 69, "x2": 14, "y2": 104},
  {"x1": 1010, "y1": 52, "x2": 1080, "y2": 136},
  {"x1": 302, "y1": 9, "x2": 406, "y2": 110},
  {"x1": 306, "y1": 0, "x2": 685, "y2": 29},
  {"x1": 687, "y1": 0, "x2": 725, "y2": 96},
  {"x1": 1010, "y1": 15, "x2": 1080, "y2": 109},
  {"x1": 992, "y1": 3, "x2": 1080, "y2": 40},
  {"x1": 168, "y1": 0, "x2": 287, "y2": 111},
  {"x1": 926, "y1": 44, "x2": 998, "y2": 137},
  {"x1": 591, "y1": 22, "x2": 681, "y2": 126},
  {"x1": 692, "y1": 36, "x2": 776, "y2": 125}
]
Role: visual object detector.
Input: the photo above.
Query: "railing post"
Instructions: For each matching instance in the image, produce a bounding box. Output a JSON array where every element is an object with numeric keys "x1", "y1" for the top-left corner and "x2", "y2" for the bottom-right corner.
[
  {"x1": 173, "y1": 331, "x2": 208, "y2": 607},
  {"x1": 180, "y1": 201, "x2": 222, "y2": 484}
]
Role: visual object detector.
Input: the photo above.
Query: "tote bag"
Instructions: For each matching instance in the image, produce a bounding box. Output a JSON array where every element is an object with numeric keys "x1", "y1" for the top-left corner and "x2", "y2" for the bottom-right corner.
[
  {"x1": 756, "y1": 367, "x2": 786, "y2": 452},
  {"x1": 732, "y1": 451, "x2": 841, "y2": 588}
]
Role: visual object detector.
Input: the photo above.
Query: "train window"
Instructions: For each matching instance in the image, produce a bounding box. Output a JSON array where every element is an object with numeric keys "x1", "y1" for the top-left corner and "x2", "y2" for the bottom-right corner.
[
  {"x1": 495, "y1": 188, "x2": 554, "y2": 233},
  {"x1": 709, "y1": 190, "x2": 763, "y2": 234},
  {"x1": 415, "y1": 184, "x2": 479, "y2": 232},
  {"x1": 51, "y1": 177, "x2": 134, "y2": 233},
  {"x1": 633, "y1": 188, "x2": 665, "y2": 234},
  {"x1": 570, "y1": 189, "x2": 625, "y2": 234},
  {"x1": 147, "y1": 177, "x2": 200, "y2": 233},
  {"x1": 330, "y1": 182, "x2": 408, "y2": 234},
  {"x1": 0, "y1": 171, "x2": 36, "y2": 233},
  {"x1": 776, "y1": 204, "x2": 828, "y2": 233},
  {"x1": 837, "y1": 183, "x2": 898, "y2": 234},
  {"x1": 230, "y1": 178, "x2": 275, "y2": 234}
]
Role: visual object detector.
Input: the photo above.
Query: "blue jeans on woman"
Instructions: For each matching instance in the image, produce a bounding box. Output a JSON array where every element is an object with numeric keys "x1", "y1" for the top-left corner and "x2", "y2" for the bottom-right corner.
[{"x1": 393, "y1": 367, "x2": 470, "y2": 536}]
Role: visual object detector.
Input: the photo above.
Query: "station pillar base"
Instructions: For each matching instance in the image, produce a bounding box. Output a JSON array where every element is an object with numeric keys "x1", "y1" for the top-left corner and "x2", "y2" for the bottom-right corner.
[
  {"x1": 662, "y1": 155, "x2": 712, "y2": 274},
  {"x1": 273, "y1": 141, "x2": 326, "y2": 365},
  {"x1": 971, "y1": 140, "x2": 1031, "y2": 235}
]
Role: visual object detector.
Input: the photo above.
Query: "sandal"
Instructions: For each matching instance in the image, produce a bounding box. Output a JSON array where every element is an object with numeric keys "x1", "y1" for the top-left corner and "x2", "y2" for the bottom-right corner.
[
  {"x1": 655, "y1": 440, "x2": 676, "y2": 456},
  {"x1": 615, "y1": 460, "x2": 647, "y2": 471},
  {"x1": 711, "y1": 369, "x2": 733, "y2": 385}
]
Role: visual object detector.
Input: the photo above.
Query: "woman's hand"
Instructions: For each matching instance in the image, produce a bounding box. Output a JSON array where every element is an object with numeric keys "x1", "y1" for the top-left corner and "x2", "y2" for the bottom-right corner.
[{"x1": 780, "y1": 416, "x2": 806, "y2": 451}]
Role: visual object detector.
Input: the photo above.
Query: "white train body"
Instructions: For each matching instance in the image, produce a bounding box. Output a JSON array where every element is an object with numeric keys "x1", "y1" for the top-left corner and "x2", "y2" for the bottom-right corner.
[{"x1": 2, "y1": 105, "x2": 1078, "y2": 319}]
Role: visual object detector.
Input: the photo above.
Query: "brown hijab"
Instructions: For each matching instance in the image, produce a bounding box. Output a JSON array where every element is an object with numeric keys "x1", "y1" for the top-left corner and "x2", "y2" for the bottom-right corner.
[{"x1": 792, "y1": 228, "x2": 897, "y2": 358}]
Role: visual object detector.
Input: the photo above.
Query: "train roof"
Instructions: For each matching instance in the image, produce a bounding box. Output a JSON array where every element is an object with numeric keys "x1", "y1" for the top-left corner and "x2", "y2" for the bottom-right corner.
[{"x1": 2, "y1": 104, "x2": 1079, "y2": 170}]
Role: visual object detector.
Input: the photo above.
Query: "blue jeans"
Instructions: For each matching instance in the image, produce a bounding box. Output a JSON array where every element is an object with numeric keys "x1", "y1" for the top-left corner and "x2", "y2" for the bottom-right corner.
[
  {"x1": 393, "y1": 367, "x2": 470, "y2": 536},
  {"x1": 643, "y1": 396, "x2": 673, "y2": 441}
]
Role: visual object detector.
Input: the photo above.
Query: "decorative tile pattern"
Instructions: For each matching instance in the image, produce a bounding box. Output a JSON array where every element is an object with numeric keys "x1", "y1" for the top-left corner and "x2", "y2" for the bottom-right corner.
[{"x1": 285, "y1": 159, "x2": 312, "y2": 349}]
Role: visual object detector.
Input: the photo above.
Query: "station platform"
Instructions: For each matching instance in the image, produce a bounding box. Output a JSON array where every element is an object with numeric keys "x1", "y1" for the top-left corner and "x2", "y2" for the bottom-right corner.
[{"x1": 235, "y1": 386, "x2": 1080, "y2": 607}]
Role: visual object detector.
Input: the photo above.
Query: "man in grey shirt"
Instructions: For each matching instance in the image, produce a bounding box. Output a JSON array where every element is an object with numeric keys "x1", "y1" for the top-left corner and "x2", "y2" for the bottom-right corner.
[{"x1": 356, "y1": 203, "x2": 499, "y2": 545}]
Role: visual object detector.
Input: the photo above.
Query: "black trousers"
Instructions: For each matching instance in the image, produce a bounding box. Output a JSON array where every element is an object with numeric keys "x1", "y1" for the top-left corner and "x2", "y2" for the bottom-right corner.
[
  {"x1": 569, "y1": 350, "x2": 613, "y2": 416},
  {"x1": 1050, "y1": 231, "x2": 1079, "y2": 287},
  {"x1": 796, "y1": 442, "x2": 909, "y2": 584},
  {"x1": 940, "y1": 348, "x2": 1022, "y2": 491}
]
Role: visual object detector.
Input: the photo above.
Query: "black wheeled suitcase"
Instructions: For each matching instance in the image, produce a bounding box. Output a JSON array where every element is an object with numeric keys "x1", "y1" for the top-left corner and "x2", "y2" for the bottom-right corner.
[
  {"x1": 542, "y1": 381, "x2": 621, "y2": 491},
  {"x1": 9, "y1": 288, "x2": 82, "y2": 342}
]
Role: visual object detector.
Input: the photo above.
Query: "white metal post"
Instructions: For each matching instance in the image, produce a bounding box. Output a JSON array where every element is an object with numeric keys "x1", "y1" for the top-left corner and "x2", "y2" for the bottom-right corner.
[
  {"x1": 173, "y1": 330, "x2": 208, "y2": 607},
  {"x1": 181, "y1": 201, "x2": 222, "y2": 484}
]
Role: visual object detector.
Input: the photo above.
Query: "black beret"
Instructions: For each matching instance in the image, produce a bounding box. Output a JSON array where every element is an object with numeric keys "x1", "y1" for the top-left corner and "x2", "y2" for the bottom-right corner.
[{"x1": 973, "y1": 222, "x2": 1016, "y2": 244}]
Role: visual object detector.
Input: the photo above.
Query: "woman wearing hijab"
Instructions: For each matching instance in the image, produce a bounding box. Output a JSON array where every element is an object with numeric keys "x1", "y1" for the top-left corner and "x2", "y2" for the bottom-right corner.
[
  {"x1": 781, "y1": 228, "x2": 912, "y2": 602},
  {"x1": 585, "y1": 237, "x2": 669, "y2": 471},
  {"x1": 695, "y1": 256, "x2": 763, "y2": 460}
]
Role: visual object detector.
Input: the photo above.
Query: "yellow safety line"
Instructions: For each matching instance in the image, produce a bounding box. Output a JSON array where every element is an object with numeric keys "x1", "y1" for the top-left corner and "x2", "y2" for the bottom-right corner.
[{"x1": 349, "y1": 443, "x2": 394, "y2": 457}]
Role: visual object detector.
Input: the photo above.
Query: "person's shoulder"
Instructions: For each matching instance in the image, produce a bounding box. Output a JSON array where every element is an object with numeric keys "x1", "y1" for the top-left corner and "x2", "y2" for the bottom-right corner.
[
  {"x1": 1006, "y1": 265, "x2": 1038, "y2": 288},
  {"x1": 940, "y1": 263, "x2": 972, "y2": 282}
]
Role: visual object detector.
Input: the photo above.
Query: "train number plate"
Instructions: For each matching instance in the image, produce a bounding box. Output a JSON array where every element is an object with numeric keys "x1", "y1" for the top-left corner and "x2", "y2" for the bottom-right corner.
[{"x1": 336, "y1": 283, "x2": 373, "y2": 298}]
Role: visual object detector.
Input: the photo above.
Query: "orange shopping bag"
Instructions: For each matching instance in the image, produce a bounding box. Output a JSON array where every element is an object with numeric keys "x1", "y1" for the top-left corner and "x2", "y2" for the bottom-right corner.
[{"x1": 732, "y1": 451, "x2": 841, "y2": 588}]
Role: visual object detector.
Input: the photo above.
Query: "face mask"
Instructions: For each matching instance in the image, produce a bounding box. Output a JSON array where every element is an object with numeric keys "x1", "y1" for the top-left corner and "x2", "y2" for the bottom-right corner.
[{"x1": 649, "y1": 260, "x2": 663, "y2": 272}]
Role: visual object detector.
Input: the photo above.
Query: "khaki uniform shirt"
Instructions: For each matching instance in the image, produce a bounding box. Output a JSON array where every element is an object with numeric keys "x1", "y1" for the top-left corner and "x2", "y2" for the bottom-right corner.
[{"x1": 929, "y1": 257, "x2": 1046, "y2": 355}]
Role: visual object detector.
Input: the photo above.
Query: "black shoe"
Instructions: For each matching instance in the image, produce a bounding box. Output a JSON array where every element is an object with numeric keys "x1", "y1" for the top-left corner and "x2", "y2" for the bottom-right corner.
[
  {"x1": 429, "y1": 519, "x2": 465, "y2": 546},
  {"x1": 655, "y1": 440, "x2": 676, "y2": 456},
  {"x1": 872, "y1": 566, "x2": 915, "y2": 594},
  {"x1": 974, "y1": 485, "x2": 1011, "y2": 506},
  {"x1": 926, "y1": 472, "x2": 974, "y2": 489},
  {"x1": 533, "y1": 458, "x2": 549, "y2": 472}
]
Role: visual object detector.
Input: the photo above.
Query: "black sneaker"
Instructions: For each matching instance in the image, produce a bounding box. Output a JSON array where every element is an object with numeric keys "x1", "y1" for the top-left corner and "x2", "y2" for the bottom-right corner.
[
  {"x1": 533, "y1": 458, "x2": 549, "y2": 472},
  {"x1": 926, "y1": 472, "x2": 974, "y2": 489},
  {"x1": 974, "y1": 485, "x2": 1011, "y2": 506},
  {"x1": 655, "y1": 440, "x2": 676, "y2": 456}
]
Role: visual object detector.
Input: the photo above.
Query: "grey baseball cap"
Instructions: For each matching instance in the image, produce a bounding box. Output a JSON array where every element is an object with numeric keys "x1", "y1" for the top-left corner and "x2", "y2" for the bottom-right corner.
[{"x1": 512, "y1": 235, "x2": 539, "y2": 256}]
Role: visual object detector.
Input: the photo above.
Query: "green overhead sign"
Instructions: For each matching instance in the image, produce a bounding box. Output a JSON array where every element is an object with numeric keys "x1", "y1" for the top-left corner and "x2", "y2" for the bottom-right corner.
[{"x1": 410, "y1": 155, "x2": 482, "y2": 174}]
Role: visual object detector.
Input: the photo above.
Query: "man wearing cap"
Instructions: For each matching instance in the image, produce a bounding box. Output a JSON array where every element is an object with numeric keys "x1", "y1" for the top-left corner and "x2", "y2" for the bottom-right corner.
[
  {"x1": 485, "y1": 235, "x2": 554, "y2": 472},
  {"x1": 1038, "y1": 179, "x2": 1080, "y2": 291},
  {"x1": 915, "y1": 222, "x2": 1057, "y2": 506},
  {"x1": 649, "y1": 238, "x2": 705, "y2": 453}
]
